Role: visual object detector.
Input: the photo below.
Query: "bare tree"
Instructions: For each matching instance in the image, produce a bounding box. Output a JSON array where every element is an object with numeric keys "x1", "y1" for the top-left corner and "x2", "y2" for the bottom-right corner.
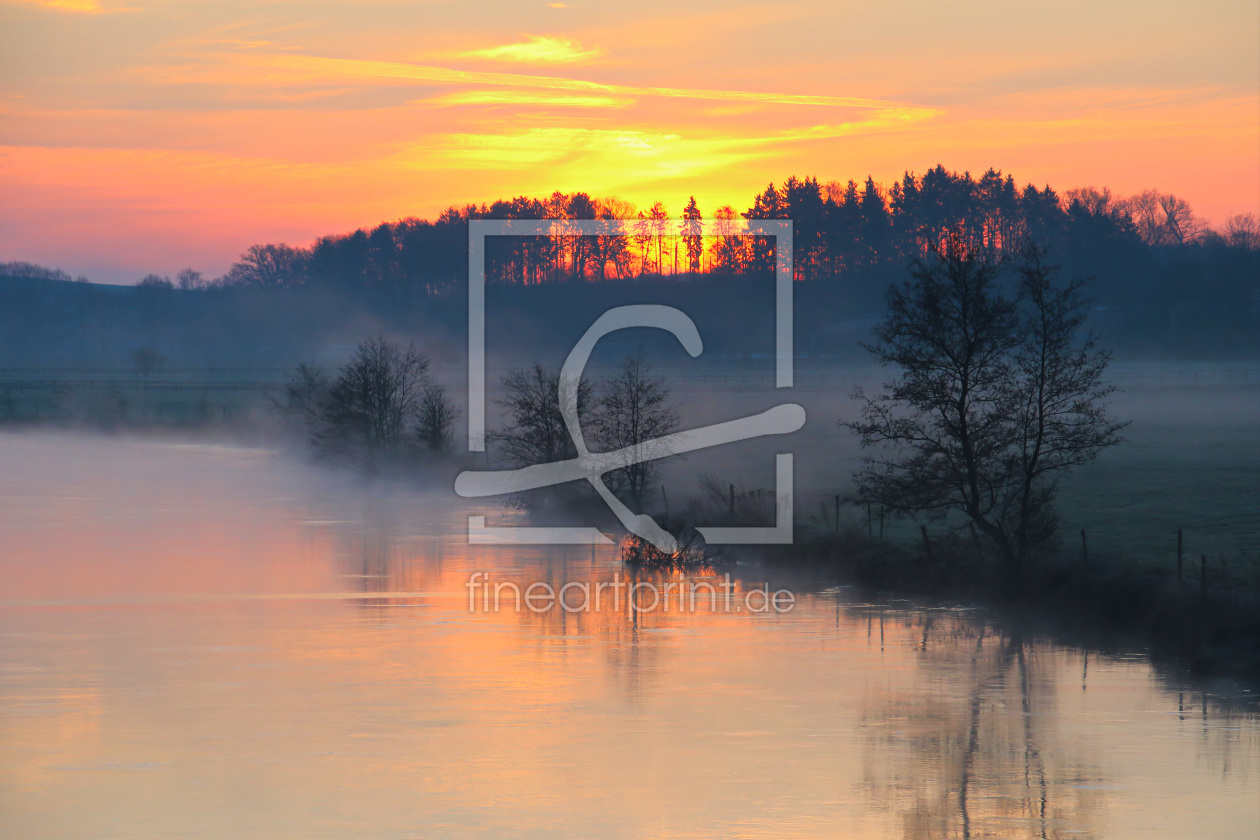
[
  {"x1": 1224, "y1": 213, "x2": 1260, "y2": 250},
  {"x1": 1124, "y1": 189, "x2": 1165, "y2": 245},
  {"x1": 1157, "y1": 193, "x2": 1204, "y2": 245},
  {"x1": 845, "y1": 237, "x2": 1126, "y2": 580},
  {"x1": 223, "y1": 243, "x2": 308, "y2": 287},
  {"x1": 1122, "y1": 190, "x2": 1205, "y2": 246},
  {"x1": 416, "y1": 384, "x2": 460, "y2": 454},
  {"x1": 492, "y1": 363, "x2": 594, "y2": 468},
  {"x1": 314, "y1": 337, "x2": 430, "y2": 466},
  {"x1": 274, "y1": 362, "x2": 329, "y2": 428},
  {"x1": 176, "y1": 268, "x2": 206, "y2": 290},
  {"x1": 0, "y1": 261, "x2": 74, "y2": 281},
  {"x1": 593, "y1": 353, "x2": 680, "y2": 510},
  {"x1": 1005, "y1": 247, "x2": 1129, "y2": 565}
]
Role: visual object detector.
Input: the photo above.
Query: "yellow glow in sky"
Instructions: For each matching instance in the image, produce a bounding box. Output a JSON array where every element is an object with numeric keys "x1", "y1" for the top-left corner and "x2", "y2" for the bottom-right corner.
[
  {"x1": 460, "y1": 34, "x2": 605, "y2": 64},
  {"x1": 0, "y1": 0, "x2": 1256, "y2": 281}
]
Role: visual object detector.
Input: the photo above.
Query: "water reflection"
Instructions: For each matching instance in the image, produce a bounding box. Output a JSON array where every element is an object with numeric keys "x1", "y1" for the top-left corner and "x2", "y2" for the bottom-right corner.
[
  {"x1": 1, "y1": 433, "x2": 1257, "y2": 839},
  {"x1": 856, "y1": 612, "x2": 1102, "y2": 838},
  {"x1": 318, "y1": 485, "x2": 1259, "y2": 839}
]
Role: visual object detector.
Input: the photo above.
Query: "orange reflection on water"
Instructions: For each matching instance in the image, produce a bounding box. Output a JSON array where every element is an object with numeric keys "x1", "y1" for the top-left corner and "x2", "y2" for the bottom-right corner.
[{"x1": 0, "y1": 431, "x2": 1257, "y2": 839}]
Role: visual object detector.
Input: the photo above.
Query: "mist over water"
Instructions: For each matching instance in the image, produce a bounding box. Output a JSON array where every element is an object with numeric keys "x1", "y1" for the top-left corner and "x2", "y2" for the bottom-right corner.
[{"x1": 1, "y1": 430, "x2": 1256, "y2": 839}]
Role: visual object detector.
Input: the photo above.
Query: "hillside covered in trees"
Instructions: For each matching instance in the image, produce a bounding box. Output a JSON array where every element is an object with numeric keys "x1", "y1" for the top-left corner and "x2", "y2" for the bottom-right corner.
[
  {"x1": 166, "y1": 166, "x2": 1257, "y2": 295},
  {"x1": 2, "y1": 165, "x2": 1258, "y2": 366}
]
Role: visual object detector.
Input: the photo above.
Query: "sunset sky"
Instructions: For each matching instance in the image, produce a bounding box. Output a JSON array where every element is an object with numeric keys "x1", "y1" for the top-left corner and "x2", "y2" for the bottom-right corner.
[{"x1": 2, "y1": 0, "x2": 1257, "y2": 283}]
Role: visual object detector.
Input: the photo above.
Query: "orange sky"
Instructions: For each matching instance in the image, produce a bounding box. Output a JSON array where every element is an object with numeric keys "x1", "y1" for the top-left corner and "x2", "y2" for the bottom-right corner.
[{"x1": 1, "y1": 0, "x2": 1257, "y2": 283}]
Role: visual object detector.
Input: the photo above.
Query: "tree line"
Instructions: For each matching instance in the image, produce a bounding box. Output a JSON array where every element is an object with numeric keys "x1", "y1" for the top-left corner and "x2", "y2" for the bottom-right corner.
[
  {"x1": 3, "y1": 164, "x2": 1257, "y2": 367},
  {"x1": 158, "y1": 165, "x2": 1258, "y2": 293}
]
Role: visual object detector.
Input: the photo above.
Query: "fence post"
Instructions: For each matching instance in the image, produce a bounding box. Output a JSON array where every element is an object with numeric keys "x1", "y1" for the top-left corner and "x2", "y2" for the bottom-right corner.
[
  {"x1": 1080, "y1": 529, "x2": 1088, "y2": 569},
  {"x1": 920, "y1": 525, "x2": 934, "y2": 563}
]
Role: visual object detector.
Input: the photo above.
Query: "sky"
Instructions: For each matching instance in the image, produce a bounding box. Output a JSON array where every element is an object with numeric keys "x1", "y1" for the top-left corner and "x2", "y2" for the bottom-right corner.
[{"x1": 1, "y1": 0, "x2": 1257, "y2": 283}]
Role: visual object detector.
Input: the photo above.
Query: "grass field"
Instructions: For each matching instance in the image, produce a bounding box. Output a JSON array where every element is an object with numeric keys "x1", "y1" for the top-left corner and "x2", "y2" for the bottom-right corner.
[{"x1": 1054, "y1": 382, "x2": 1260, "y2": 583}]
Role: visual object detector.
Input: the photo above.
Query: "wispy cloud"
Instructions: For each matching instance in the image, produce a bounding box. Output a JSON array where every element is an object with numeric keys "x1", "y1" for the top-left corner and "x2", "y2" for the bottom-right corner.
[
  {"x1": 461, "y1": 35, "x2": 604, "y2": 65},
  {"x1": 428, "y1": 90, "x2": 632, "y2": 109},
  {"x1": 987, "y1": 84, "x2": 1232, "y2": 113},
  {"x1": 6, "y1": 0, "x2": 134, "y2": 13},
  {"x1": 422, "y1": 108, "x2": 942, "y2": 175},
  {"x1": 7, "y1": 0, "x2": 102, "y2": 11},
  {"x1": 405, "y1": 126, "x2": 764, "y2": 184},
  {"x1": 200, "y1": 39, "x2": 282, "y2": 51},
  {"x1": 255, "y1": 53, "x2": 936, "y2": 117}
]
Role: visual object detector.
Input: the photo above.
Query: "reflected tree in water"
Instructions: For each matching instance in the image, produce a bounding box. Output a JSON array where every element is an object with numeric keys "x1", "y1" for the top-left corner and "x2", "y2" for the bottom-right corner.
[{"x1": 860, "y1": 613, "x2": 1104, "y2": 839}]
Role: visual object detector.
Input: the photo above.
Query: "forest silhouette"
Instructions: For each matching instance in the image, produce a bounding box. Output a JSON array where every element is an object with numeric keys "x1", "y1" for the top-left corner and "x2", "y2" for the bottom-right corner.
[
  {"x1": 2, "y1": 165, "x2": 1258, "y2": 366},
  {"x1": 166, "y1": 165, "x2": 1260, "y2": 292}
]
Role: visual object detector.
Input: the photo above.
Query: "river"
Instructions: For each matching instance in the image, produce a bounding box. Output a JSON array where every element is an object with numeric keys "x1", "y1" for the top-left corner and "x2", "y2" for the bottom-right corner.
[{"x1": 1, "y1": 432, "x2": 1256, "y2": 838}]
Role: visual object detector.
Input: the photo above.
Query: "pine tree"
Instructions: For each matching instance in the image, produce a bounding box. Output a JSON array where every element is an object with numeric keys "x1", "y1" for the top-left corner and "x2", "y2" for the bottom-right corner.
[{"x1": 682, "y1": 196, "x2": 703, "y2": 274}]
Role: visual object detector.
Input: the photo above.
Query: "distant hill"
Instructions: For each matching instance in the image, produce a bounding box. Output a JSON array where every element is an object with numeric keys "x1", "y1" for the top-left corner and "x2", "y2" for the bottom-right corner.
[{"x1": 2, "y1": 264, "x2": 1256, "y2": 369}]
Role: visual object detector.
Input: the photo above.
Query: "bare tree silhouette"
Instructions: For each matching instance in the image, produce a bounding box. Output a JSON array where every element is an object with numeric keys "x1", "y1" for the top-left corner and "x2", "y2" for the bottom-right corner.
[
  {"x1": 593, "y1": 353, "x2": 680, "y2": 510},
  {"x1": 846, "y1": 237, "x2": 1127, "y2": 579}
]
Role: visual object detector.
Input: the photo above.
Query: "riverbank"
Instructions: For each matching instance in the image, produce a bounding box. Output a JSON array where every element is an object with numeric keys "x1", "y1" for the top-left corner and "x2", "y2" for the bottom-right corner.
[{"x1": 735, "y1": 529, "x2": 1260, "y2": 683}]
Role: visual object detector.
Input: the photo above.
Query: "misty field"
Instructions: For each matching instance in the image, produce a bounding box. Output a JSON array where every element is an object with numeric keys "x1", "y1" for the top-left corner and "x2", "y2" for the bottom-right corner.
[
  {"x1": 1054, "y1": 381, "x2": 1260, "y2": 580},
  {"x1": 653, "y1": 362, "x2": 1260, "y2": 587},
  {"x1": 0, "y1": 366, "x2": 285, "y2": 428},
  {"x1": 2, "y1": 360, "x2": 1256, "y2": 586}
]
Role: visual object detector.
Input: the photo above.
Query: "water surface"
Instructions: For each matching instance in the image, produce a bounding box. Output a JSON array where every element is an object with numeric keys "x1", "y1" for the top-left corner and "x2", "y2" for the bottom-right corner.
[{"x1": 1, "y1": 432, "x2": 1256, "y2": 839}]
